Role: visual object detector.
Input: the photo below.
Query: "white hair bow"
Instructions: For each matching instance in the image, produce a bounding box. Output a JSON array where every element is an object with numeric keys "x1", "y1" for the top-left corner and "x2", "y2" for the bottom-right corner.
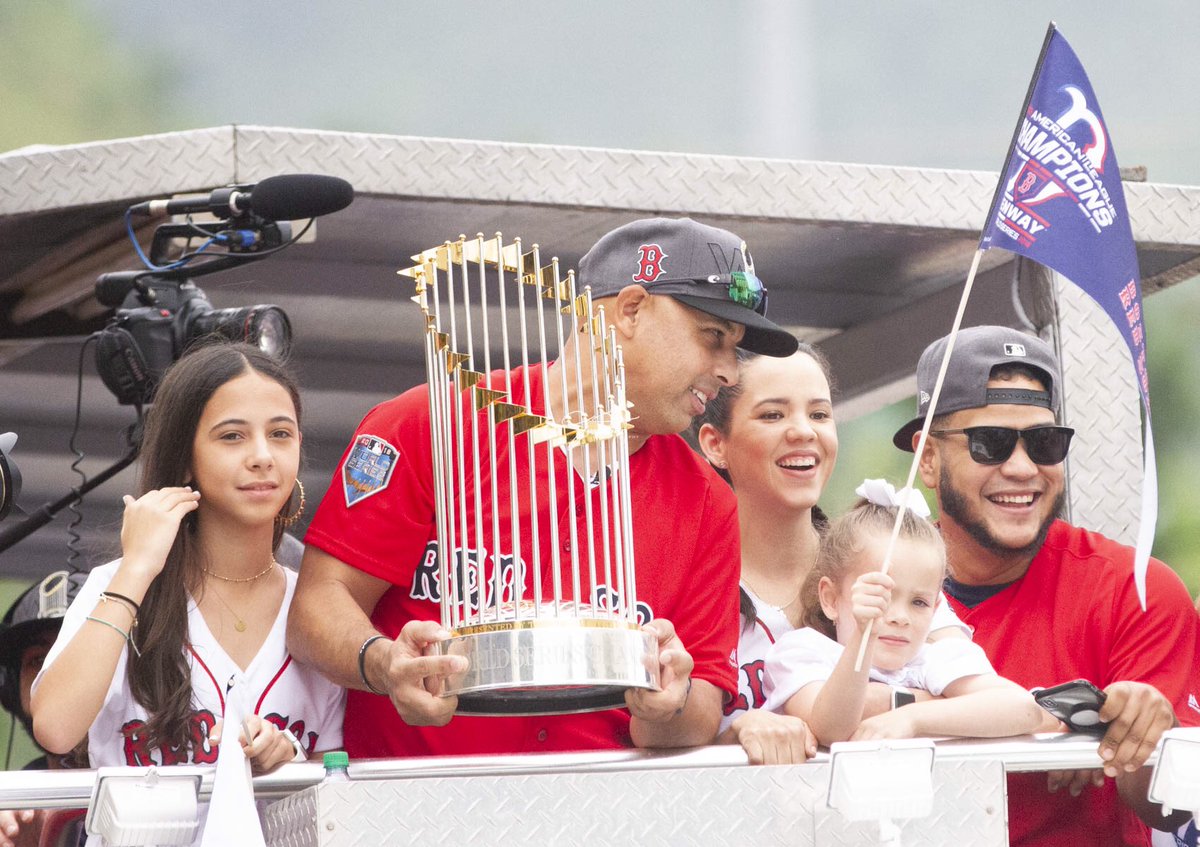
[{"x1": 854, "y1": 478, "x2": 932, "y2": 519}]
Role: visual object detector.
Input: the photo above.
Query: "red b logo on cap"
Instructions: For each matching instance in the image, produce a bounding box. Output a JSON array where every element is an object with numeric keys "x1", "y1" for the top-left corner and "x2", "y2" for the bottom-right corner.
[{"x1": 632, "y1": 244, "x2": 667, "y2": 283}]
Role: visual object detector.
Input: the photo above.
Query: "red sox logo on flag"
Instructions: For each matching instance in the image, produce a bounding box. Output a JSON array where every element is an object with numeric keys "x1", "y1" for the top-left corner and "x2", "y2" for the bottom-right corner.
[{"x1": 631, "y1": 243, "x2": 668, "y2": 283}]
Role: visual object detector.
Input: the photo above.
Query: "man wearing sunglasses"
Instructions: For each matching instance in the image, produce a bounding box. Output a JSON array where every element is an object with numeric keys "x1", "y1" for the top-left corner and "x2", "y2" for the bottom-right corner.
[
  {"x1": 894, "y1": 325, "x2": 1200, "y2": 847},
  {"x1": 291, "y1": 217, "x2": 798, "y2": 762}
]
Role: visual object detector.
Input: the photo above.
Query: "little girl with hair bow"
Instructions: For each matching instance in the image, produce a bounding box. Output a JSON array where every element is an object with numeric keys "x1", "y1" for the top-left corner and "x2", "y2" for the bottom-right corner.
[{"x1": 763, "y1": 479, "x2": 1042, "y2": 745}]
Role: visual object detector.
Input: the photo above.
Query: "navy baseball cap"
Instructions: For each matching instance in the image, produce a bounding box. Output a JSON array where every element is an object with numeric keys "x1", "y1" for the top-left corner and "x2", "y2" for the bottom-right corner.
[
  {"x1": 893, "y1": 325, "x2": 1062, "y2": 451},
  {"x1": 577, "y1": 218, "x2": 798, "y2": 357}
]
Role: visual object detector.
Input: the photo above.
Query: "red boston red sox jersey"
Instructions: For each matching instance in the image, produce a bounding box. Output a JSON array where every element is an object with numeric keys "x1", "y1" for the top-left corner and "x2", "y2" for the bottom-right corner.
[
  {"x1": 945, "y1": 520, "x2": 1200, "y2": 847},
  {"x1": 306, "y1": 362, "x2": 741, "y2": 757},
  {"x1": 37, "y1": 560, "x2": 345, "y2": 769}
]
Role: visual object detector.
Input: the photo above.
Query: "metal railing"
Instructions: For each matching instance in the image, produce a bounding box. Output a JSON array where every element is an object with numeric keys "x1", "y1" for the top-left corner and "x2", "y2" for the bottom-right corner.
[{"x1": 0, "y1": 733, "x2": 1151, "y2": 810}]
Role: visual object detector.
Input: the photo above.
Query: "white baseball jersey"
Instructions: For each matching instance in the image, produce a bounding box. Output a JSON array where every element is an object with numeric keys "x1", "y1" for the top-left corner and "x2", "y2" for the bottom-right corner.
[
  {"x1": 720, "y1": 587, "x2": 794, "y2": 734},
  {"x1": 723, "y1": 584, "x2": 972, "y2": 732},
  {"x1": 37, "y1": 560, "x2": 345, "y2": 768},
  {"x1": 764, "y1": 626, "x2": 995, "y2": 713}
]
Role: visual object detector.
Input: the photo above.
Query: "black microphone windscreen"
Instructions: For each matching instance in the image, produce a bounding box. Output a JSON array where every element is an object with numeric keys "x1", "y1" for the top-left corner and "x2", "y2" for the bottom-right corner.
[{"x1": 249, "y1": 174, "x2": 354, "y2": 220}]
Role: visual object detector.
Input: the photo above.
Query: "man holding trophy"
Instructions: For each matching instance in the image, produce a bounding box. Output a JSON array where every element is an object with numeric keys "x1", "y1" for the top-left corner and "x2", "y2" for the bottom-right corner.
[{"x1": 289, "y1": 217, "x2": 799, "y2": 757}]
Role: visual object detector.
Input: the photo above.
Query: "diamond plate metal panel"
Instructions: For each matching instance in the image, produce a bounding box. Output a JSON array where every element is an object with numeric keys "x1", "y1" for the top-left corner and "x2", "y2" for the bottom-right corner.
[
  {"x1": 0, "y1": 127, "x2": 236, "y2": 215},
  {"x1": 264, "y1": 784, "x2": 321, "y2": 847},
  {"x1": 229, "y1": 126, "x2": 996, "y2": 230},
  {"x1": 263, "y1": 760, "x2": 1005, "y2": 847},
  {"x1": 1051, "y1": 276, "x2": 1143, "y2": 545},
  {"x1": 227, "y1": 126, "x2": 1200, "y2": 247},
  {"x1": 1125, "y1": 182, "x2": 1200, "y2": 247},
  {"x1": 4, "y1": 124, "x2": 1199, "y2": 250}
]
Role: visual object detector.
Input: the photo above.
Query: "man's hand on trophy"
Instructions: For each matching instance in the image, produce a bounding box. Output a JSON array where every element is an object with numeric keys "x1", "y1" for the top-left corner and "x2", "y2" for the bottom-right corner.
[
  {"x1": 625, "y1": 618, "x2": 695, "y2": 723},
  {"x1": 378, "y1": 620, "x2": 467, "y2": 726}
]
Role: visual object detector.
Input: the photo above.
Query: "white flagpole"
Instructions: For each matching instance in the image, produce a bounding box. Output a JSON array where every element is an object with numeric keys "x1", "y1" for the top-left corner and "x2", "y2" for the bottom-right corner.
[
  {"x1": 1134, "y1": 423, "x2": 1157, "y2": 610},
  {"x1": 854, "y1": 248, "x2": 985, "y2": 672}
]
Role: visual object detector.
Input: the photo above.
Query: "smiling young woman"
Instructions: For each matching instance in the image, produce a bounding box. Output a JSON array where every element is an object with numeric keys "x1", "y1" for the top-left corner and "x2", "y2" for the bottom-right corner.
[{"x1": 694, "y1": 345, "x2": 836, "y2": 763}]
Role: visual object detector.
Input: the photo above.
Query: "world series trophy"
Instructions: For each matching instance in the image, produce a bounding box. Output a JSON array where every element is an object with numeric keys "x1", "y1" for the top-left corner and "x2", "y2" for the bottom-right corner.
[{"x1": 399, "y1": 234, "x2": 658, "y2": 715}]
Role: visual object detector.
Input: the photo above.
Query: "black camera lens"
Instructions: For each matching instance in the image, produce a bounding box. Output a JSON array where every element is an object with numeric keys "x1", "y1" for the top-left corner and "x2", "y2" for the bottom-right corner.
[{"x1": 188, "y1": 305, "x2": 292, "y2": 359}]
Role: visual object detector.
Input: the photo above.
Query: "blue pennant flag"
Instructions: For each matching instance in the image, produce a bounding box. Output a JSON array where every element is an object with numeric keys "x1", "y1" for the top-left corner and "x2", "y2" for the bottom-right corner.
[{"x1": 980, "y1": 23, "x2": 1156, "y2": 606}]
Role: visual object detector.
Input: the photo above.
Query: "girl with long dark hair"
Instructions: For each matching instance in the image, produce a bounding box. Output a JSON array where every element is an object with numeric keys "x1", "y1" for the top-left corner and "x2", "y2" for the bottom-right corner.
[{"x1": 31, "y1": 342, "x2": 343, "y2": 835}]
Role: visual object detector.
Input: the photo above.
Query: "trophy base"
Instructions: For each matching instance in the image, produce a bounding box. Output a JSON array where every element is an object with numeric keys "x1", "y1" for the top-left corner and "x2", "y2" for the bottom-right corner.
[{"x1": 429, "y1": 617, "x2": 658, "y2": 716}]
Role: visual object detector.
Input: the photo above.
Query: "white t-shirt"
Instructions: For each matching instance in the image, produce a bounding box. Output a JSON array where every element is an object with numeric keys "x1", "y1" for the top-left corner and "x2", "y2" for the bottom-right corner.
[
  {"x1": 763, "y1": 626, "x2": 995, "y2": 713},
  {"x1": 721, "y1": 584, "x2": 970, "y2": 732}
]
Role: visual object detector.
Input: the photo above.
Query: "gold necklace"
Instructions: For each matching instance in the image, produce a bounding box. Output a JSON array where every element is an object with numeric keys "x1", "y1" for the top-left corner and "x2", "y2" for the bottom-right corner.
[
  {"x1": 741, "y1": 576, "x2": 803, "y2": 611},
  {"x1": 206, "y1": 583, "x2": 250, "y2": 633},
  {"x1": 203, "y1": 560, "x2": 277, "y2": 583}
]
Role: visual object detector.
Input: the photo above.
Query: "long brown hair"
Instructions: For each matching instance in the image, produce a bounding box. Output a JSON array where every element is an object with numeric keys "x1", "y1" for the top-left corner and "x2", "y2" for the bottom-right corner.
[
  {"x1": 799, "y1": 499, "x2": 945, "y2": 640},
  {"x1": 130, "y1": 342, "x2": 301, "y2": 752}
]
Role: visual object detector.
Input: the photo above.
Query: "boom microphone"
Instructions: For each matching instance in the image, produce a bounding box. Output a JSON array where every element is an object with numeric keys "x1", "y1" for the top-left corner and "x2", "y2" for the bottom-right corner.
[{"x1": 128, "y1": 174, "x2": 354, "y2": 220}]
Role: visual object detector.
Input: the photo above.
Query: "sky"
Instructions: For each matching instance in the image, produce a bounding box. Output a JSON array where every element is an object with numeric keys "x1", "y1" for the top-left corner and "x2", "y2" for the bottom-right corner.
[{"x1": 75, "y1": 0, "x2": 1200, "y2": 184}]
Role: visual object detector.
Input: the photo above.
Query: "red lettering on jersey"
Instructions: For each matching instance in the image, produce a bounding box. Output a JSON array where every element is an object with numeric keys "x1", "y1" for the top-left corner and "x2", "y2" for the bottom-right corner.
[
  {"x1": 724, "y1": 659, "x2": 768, "y2": 717},
  {"x1": 289, "y1": 720, "x2": 308, "y2": 752},
  {"x1": 159, "y1": 740, "x2": 188, "y2": 766},
  {"x1": 743, "y1": 659, "x2": 768, "y2": 709},
  {"x1": 121, "y1": 720, "x2": 155, "y2": 766},
  {"x1": 631, "y1": 244, "x2": 668, "y2": 283},
  {"x1": 119, "y1": 710, "x2": 220, "y2": 765},
  {"x1": 264, "y1": 712, "x2": 319, "y2": 755},
  {"x1": 190, "y1": 710, "x2": 219, "y2": 764}
]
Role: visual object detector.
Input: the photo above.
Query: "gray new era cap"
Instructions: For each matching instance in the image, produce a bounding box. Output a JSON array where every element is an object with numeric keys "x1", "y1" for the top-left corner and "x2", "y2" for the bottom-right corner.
[
  {"x1": 893, "y1": 325, "x2": 1062, "y2": 451},
  {"x1": 577, "y1": 217, "x2": 798, "y2": 357}
]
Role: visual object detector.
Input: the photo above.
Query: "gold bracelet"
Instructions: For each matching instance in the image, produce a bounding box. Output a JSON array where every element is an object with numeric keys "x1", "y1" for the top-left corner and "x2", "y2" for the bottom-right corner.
[{"x1": 85, "y1": 615, "x2": 142, "y2": 658}]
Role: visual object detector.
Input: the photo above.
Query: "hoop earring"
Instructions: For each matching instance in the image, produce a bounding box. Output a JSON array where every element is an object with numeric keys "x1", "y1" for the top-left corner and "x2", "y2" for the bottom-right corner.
[{"x1": 277, "y1": 479, "x2": 306, "y2": 528}]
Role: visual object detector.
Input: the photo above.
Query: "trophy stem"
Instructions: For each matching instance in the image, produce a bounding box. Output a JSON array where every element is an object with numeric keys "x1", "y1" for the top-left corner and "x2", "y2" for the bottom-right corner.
[
  {"x1": 615, "y1": 347, "x2": 638, "y2": 615},
  {"x1": 461, "y1": 239, "x2": 491, "y2": 626},
  {"x1": 446, "y1": 252, "x2": 476, "y2": 625},
  {"x1": 494, "y1": 234, "x2": 529, "y2": 621},
  {"x1": 530, "y1": 244, "x2": 565, "y2": 619},
  {"x1": 549, "y1": 258, "x2": 584, "y2": 618},
  {"x1": 569, "y1": 279, "x2": 599, "y2": 618},
  {"x1": 472, "y1": 234, "x2": 506, "y2": 619}
]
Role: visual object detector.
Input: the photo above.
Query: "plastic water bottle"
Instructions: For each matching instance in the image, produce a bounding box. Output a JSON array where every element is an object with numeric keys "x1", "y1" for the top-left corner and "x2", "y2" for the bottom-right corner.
[{"x1": 322, "y1": 750, "x2": 350, "y2": 783}]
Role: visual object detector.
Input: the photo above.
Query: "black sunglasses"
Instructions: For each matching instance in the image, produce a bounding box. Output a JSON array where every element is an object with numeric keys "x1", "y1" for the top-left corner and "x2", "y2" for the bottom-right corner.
[{"x1": 930, "y1": 425, "x2": 1075, "y2": 466}]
